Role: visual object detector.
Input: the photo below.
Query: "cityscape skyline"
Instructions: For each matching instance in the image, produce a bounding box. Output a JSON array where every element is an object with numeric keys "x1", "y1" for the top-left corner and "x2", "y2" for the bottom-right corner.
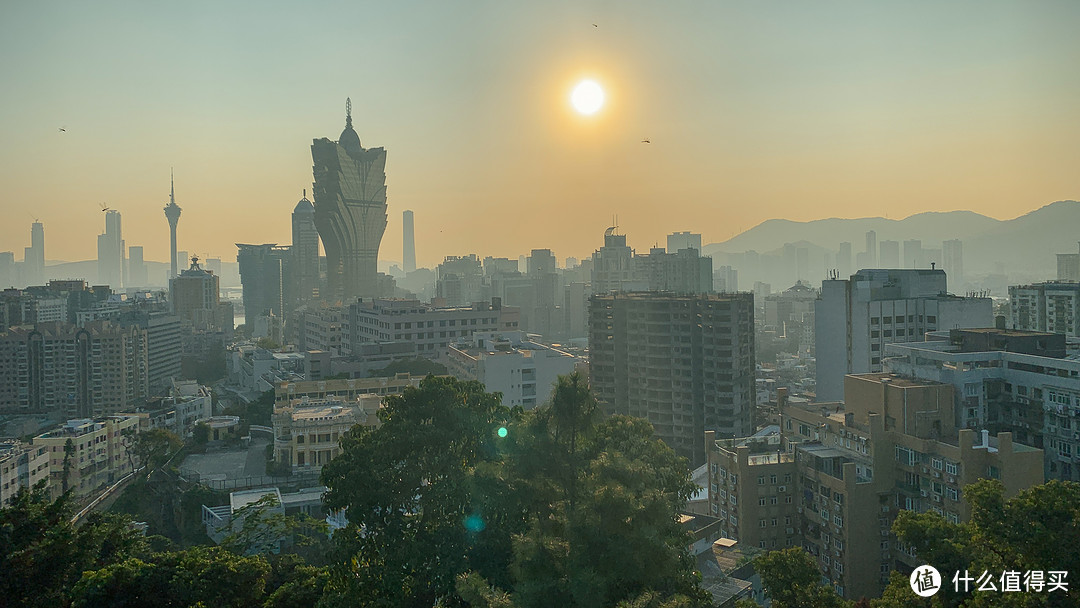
[{"x1": 2, "y1": 2, "x2": 1079, "y2": 267}]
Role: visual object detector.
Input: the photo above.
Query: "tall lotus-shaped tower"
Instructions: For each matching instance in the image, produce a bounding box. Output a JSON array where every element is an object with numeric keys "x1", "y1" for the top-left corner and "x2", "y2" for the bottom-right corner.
[{"x1": 310, "y1": 98, "x2": 388, "y2": 303}]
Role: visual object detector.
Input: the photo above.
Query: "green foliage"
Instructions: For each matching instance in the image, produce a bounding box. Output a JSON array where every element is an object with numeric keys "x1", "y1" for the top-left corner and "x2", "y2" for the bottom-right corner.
[
  {"x1": 135, "y1": 428, "x2": 184, "y2": 471},
  {"x1": 0, "y1": 483, "x2": 148, "y2": 608},
  {"x1": 70, "y1": 547, "x2": 272, "y2": 608},
  {"x1": 876, "y1": 479, "x2": 1080, "y2": 608},
  {"x1": 110, "y1": 477, "x2": 226, "y2": 547},
  {"x1": 256, "y1": 337, "x2": 282, "y2": 350},
  {"x1": 220, "y1": 494, "x2": 329, "y2": 558},
  {"x1": 224, "y1": 389, "x2": 275, "y2": 428},
  {"x1": 320, "y1": 375, "x2": 512, "y2": 606},
  {"x1": 192, "y1": 422, "x2": 211, "y2": 447},
  {"x1": 751, "y1": 548, "x2": 850, "y2": 608},
  {"x1": 369, "y1": 356, "x2": 448, "y2": 378},
  {"x1": 321, "y1": 371, "x2": 710, "y2": 608}
]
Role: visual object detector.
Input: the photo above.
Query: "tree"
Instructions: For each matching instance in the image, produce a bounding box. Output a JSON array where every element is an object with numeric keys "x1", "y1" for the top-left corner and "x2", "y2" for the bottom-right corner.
[
  {"x1": 219, "y1": 494, "x2": 329, "y2": 558},
  {"x1": 70, "y1": 547, "x2": 272, "y2": 608},
  {"x1": 124, "y1": 427, "x2": 183, "y2": 473},
  {"x1": 875, "y1": 479, "x2": 1080, "y2": 608},
  {"x1": 742, "y1": 548, "x2": 850, "y2": 608},
  {"x1": 319, "y1": 375, "x2": 512, "y2": 607},
  {"x1": 0, "y1": 483, "x2": 148, "y2": 608}
]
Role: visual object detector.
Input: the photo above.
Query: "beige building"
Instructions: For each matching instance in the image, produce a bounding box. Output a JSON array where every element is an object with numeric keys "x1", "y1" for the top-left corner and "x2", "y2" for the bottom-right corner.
[
  {"x1": 273, "y1": 373, "x2": 424, "y2": 407},
  {"x1": 32, "y1": 415, "x2": 140, "y2": 501},
  {"x1": 0, "y1": 440, "x2": 50, "y2": 505},
  {"x1": 272, "y1": 397, "x2": 376, "y2": 472},
  {"x1": 706, "y1": 375, "x2": 1044, "y2": 601}
]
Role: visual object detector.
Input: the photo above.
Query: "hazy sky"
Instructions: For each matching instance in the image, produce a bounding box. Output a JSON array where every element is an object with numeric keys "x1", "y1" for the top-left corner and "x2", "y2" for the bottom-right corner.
[{"x1": 2, "y1": 1, "x2": 1078, "y2": 268}]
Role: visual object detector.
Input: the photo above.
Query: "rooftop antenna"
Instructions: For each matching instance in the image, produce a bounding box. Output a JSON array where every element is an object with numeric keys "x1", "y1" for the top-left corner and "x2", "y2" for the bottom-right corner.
[{"x1": 170, "y1": 168, "x2": 175, "y2": 205}]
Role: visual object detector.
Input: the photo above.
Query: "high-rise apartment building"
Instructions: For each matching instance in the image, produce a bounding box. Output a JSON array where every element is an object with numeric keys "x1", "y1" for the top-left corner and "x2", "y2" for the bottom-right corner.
[
  {"x1": 837, "y1": 242, "x2": 853, "y2": 278},
  {"x1": 403, "y1": 210, "x2": 416, "y2": 273},
  {"x1": 436, "y1": 255, "x2": 484, "y2": 306},
  {"x1": 884, "y1": 328, "x2": 1079, "y2": 480},
  {"x1": 1057, "y1": 242, "x2": 1080, "y2": 282},
  {"x1": 0, "y1": 321, "x2": 149, "y2": 417},
  {"x1": 236, "y1": 243, "x2": 291, "y2": 321},
  {"x1": 128, "y1": 246, "x2": 147, "y2": 288},
  {"x1": 170, "y1": 257, "x2": 230, "y2": 334},
  {"x1": 33, "y1": 415, "x2": 139, "y2": 500},
  {"x1": 589, "y1": 292, "x2": 755, "y2": 465},
  {"x1": 878, "y1": 240, "x2": 900, "y2": 268},
  {"x1": 706, "y1": 376, "x2": 1044, "y2": 601},
  {"x1": 0, "y1": 440, "x2": 49, "y2": 506},
  {"x1": 311, "y1": 99, "x2": 388, "y2": 303},
  {"x1": 864, "y1": 230, "x2": 877, "y2": 267},
  {"x1": 667, "y1": 231, "x2": 702, "y2": 253},
  {"x1": 292, "y1": 191, "x2": 320, "y2": 305},
  {"x1": 942, "y1": 239, "x2": 963, "y2": 285},
  {"x1": 1010, "y1": 281, "x2": 1080, "y2": 337},
  {"x1": 814, "y1": 269, "x2": 992, "y2": 401},
  {"x1": 902, "y1": 240, "x2": 923, "y2": 268}
]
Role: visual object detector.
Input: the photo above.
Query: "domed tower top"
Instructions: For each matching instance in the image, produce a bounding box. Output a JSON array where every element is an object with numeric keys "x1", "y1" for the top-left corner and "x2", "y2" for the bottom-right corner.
[
  {"x1": 338, "y1": 97, "x2": 362, "y2": 156},
  {"x1": 294, "y1": 188, "x2": 314, "y2": 213}
]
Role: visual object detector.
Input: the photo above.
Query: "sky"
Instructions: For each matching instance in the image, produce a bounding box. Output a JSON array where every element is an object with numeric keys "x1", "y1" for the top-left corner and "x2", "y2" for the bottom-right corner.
[{"x1": 1, "y1": 1, "x2": 1078, "y2": 269}]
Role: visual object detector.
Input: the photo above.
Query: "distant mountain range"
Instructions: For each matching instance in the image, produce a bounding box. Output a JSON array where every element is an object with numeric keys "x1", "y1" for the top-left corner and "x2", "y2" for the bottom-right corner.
[{"x1": 702, "y1": 200, "x2": 1080, "y2": 281}]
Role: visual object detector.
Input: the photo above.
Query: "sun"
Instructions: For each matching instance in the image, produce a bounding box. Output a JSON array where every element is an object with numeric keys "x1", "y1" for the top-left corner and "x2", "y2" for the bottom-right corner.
[{"x1": 570, "y1": 80, "x2": 605, "y2": 115}]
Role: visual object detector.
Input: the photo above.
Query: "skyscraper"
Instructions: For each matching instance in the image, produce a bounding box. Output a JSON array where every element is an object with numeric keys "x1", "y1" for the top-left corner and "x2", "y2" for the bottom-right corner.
[
  {"x1": 942, "y1": 239, "x2": 963, "y2": 285},
  {"x1": 164, "y1": 172, "x2": 182, "y2": 280},
  {"x1": 589, "y1": 292, "x2": 755, "y2": 466},
  {"x1": 97, "y1": 210, "x2": 124, "y2": 288},
  {"x1": 236, "y1": 243, "x2": 290, "y2": 322},
  {"x1": 128, "y1": 246, "x2": 147, "y2": 289},
  {"x1": 879, "y1": 239, "x2": 900, "y2": 268},
  {"x1": 864, "y1": 230, "x2": 877, "y2": 267},
  {"x1": 292, "y1": 190, "x2": 320, "y2": 304},
  {"x1": 25, "y1": 222, "x2": 45, "y2": 287},
  {"x1": 402, "y1": 210, "x2": 416, "y2": 273},
  {"x1": 311, "y1": 98, "x2": 388, "y2": 303}
]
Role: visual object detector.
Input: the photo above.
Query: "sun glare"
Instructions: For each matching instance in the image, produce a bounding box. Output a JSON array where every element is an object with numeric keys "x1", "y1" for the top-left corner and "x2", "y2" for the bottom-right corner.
[{"x1": 571, "y1": 80, "x2": 605, "y2": 115}]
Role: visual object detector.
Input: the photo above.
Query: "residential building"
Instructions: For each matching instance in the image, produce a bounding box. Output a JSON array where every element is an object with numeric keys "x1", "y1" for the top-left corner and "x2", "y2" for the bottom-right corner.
[
  {"x1": 436, "y1": 255, "x2": 484, "y2": 306},
  {"x1": 668, "y1": 231, "x2": 702, "y2": 253},
  {"x1": 0, "y1": 321, "x2": 149, "y2": 417},
  {"x1": 764, "y1": 281, "x2": 818, "y2": 327},
  {"x1": 33, "y1": 415, "x2": 140, "y2": 501},
  {"x1": 311, "y1": 98, "x2": 388, "y2": 303},
  {"x1": 128, "y1": 246, "x2": 147, "y2": 288},
  {"x1": 590, "y1": 292, "x2": 755, "y2": 466},
  {"x1": 814, "y1": 269, "x2": 992, "y2": 401},
  {"x1": 236, "y1": 243, "x2": 291, "y2": 322},
  {"x1": 592, "y1": 228, "x2": 647, "y2": 293},
  {"x1": 0, "y1": 440, "x2": 50, "y2": 506},
  {"x1": 348, "y1": 298, "x2": 517, "y2": 358},
  {"x1": 170, "y1": 256, "x2": 232, "y2": 335},
  {"x1": 706, "y1": 376, "x2": 1044, "y2": 600},
  {"x1": 878, "y1": 240, "x2": 900, "y2": 268},
  {"x1": 1010, "y1": 281, "x2": 1080, "y2": 337},
  {"x1": 299, "y1": 306, "x2": 347, "y2": 356},
  {"x1": 24, "y1": 222, "x2": 45, "y2": 288},
  {"x1": 1056, "y1": 242, "x2": 1080, "y2": 282},
  {"x1": 942, "y1": 239, "x2": 963, "y2": 286},
  {"x1": 446, "y1": 331, "x2": 581, "y2": 408},
  {"x1": 884, "y1": 328, "x2": 1080, "y2": 480}
]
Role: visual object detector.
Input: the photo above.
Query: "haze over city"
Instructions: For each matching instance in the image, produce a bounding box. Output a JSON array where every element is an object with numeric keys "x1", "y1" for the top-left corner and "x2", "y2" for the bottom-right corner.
[{"x1": 3, "y1": 1, "x2": 1079, "y2": 267}]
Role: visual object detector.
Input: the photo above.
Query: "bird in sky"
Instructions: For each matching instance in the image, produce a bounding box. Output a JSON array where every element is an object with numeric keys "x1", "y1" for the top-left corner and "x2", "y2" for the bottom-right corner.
[
  {"x1": 641, "y1": 139, "x2": 651, "y2": 144},
  {"x1": 58, "y1": 127, "x2": 66, "y2": 132},
  {"x1": 592, "y1": 23, "x2": 598, "y2": 27}
]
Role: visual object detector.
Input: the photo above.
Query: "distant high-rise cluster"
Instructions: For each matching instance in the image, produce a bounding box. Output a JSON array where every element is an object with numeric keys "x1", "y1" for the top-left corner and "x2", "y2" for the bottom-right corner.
[
  {"x1": 591, "y1": 228, "x2": 712, "y2": 294},
  {"x1": 311, "y1": 98, "x2": 388, "y2": 303},
  {"x1": 292, "y1": 190, "x2": 320, "y2": 304}
]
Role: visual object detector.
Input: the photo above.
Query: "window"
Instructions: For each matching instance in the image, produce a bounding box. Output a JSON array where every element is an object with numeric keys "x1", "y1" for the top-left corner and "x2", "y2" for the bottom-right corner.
[
  {"x1": 987, "y1": 465, "x2": 1000, "y2": 480},
  {"x1": 945, "y1": 461, "x2": 958, "y2": 475},
  {"x1": 758, "y1": 476, "x2": 765, "y2": 485},
  {"x1": 946, "y1": 487, "x2": 959, "y2": 501},
  {"x1": 769, "y1": 496, "x2": 778, "y2": 505},
  {"x1": 770, "y1": 474, "x2": 777, "y2": 484},
  {"x1": 785, "y1": 496, "x2": 793, "y2": 504},
  {"x1": 932, "y1": 458, "x2": 943, "y2": 470},
  {"x1": 834, "y1": 515, "x2": 844, "y2": 527},
  {"x1": 771, "y1": 518, "x2": 778, "y2": 527},
  {"x1": 759, "y1": 497, "x2": 767, "y2": 506},
  {"x1": 759, "y1": 519, "x2": 767, "y2": 528}
]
